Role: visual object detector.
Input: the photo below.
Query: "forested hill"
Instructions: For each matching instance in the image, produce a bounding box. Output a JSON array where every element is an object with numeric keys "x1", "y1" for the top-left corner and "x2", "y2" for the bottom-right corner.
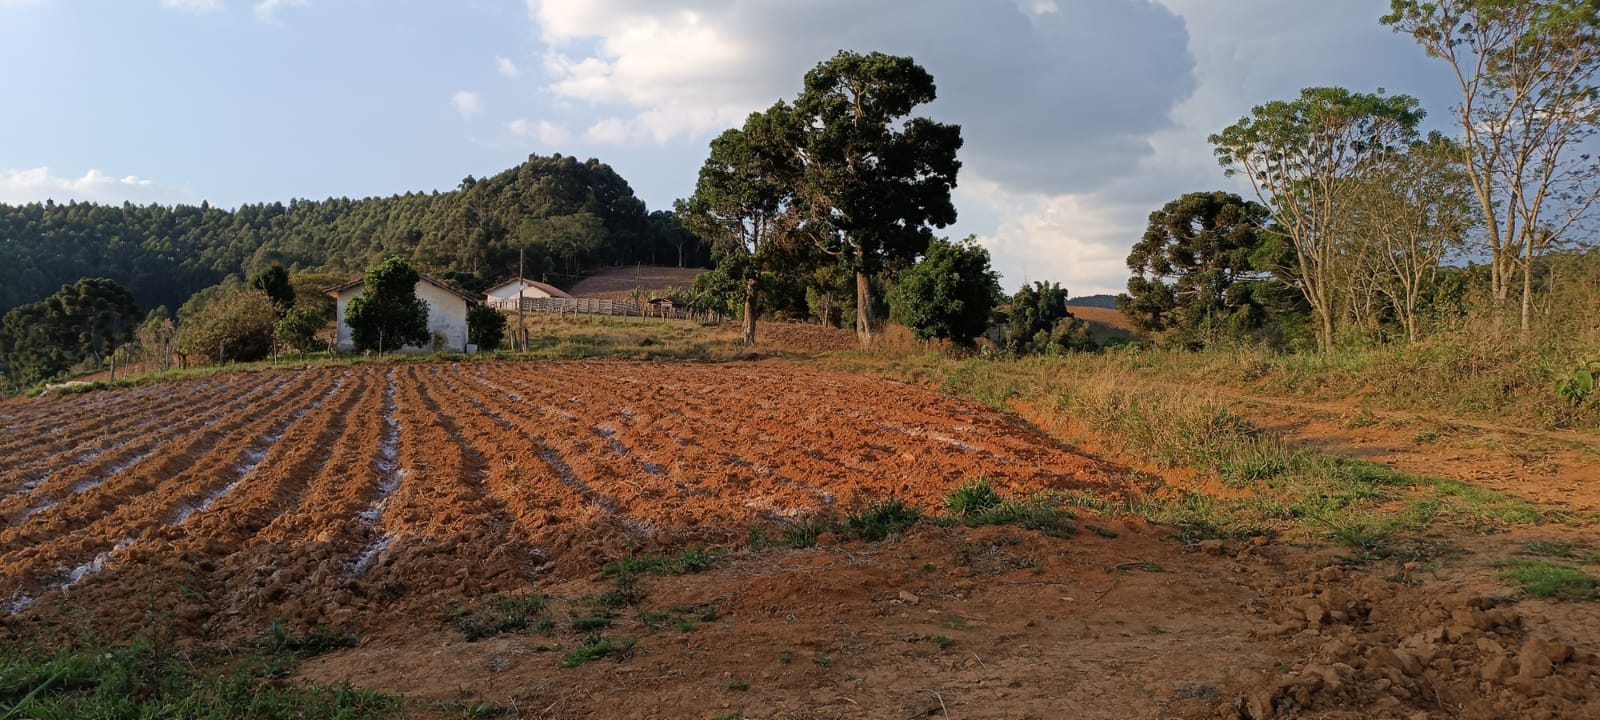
[{"x1": 0, "y1": 154, "x2": 705, "y2": 315}]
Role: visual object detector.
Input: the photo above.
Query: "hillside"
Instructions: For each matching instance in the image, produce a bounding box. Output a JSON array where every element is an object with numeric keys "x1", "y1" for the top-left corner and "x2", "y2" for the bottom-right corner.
[
  {"x1": 568, "y1": 266, "x2": 709, "y2": 299},
  {"x1": 0, "y1": 154, "x2": 708, "y2": 317}
]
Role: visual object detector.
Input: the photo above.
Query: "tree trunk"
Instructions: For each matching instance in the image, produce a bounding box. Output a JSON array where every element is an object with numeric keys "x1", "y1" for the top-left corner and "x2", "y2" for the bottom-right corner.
[
  {"x1": 855, "y1": 269, "x2": 873, "y2": 347},
  {"x1": 1520, "y1": 256, "x2": 1534, "y2": 335},
  {"x1": 742, "y1": 277, "x2": 758, "y2": 345}
]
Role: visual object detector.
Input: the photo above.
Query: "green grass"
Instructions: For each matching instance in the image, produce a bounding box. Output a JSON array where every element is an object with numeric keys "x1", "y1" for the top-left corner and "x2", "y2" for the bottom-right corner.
[
  {"x1": 0, "y1": 638, "x2": 396, "y2": 719},
  {"x1": 603, "y1": 548, "x2": 723, "y2": 577},
  {"x1": 842, "y1": 497, "x2": 922, "y2": 541},
  {"x1": 560, "y1": 634, "x2": 632, "y2": 668},
  {"x1": 449, "y1": 593, "x2": 548, "y2": 641},
  {"x1": 1497, "y1": 560, "x2": 1600, "y2": 600}
]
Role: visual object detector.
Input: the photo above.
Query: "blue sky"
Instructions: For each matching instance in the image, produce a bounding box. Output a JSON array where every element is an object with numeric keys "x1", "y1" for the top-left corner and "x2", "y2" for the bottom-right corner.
[{"x1": 0, "y1": 0, "x2": 1461, "y2": 294}]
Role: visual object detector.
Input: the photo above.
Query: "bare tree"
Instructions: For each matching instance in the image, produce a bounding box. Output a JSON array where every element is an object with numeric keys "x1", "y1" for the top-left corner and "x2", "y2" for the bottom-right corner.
[
  {"x1": 1346, "y1": 136, "x2": 1477, "y2": 342},
  {"x1": 1385, "y1": 0, "x2": 1600, "y2": 332}
]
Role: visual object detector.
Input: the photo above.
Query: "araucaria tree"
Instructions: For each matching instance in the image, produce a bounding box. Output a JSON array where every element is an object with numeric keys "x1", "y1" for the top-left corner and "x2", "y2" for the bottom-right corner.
[
  {"x1": 1383, "y1": 0, "x2": 1600, "y2": 332},
  {"x1": 344, "y1": 257, "x2": 430, "y2": 355},
  {"x1": 679, "y1": 102, "x2": 802, "y2": 345},
  {"x1": 1211, "y1": 86, "x2": 1424, "y2": 352},
  {"x1": 793, "y1": 51, "x2": 963, "y2": 346},
  {"x1": 890, "y1": 236, "x2": 1002, "y2": 347},
  {"x1": 1117, "y1": 191, "x2": 1272, "y2": 341}
]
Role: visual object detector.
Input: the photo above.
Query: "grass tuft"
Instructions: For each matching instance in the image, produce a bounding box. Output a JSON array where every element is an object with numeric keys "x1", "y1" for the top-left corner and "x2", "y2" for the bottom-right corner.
[{"x1": 1497, "y1": 560, "x2": 1600, "y2": 601}]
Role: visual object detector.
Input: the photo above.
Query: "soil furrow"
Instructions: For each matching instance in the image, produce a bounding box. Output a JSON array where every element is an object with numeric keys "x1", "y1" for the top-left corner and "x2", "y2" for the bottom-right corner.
[
  {"x1": 0, "y1": 370, "x2": 325, "y2": 586},
  {"x1": 0, "y1": 375, "x2": 286, "y2": 513}
]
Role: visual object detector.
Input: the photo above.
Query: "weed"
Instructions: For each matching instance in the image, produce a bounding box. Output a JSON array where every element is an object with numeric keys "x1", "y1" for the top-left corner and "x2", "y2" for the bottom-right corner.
[
  {"x1": 604, "y1": 548, "x2": 723, "y2": 577},
  {"x1": 560, "y1": 634, "x2": 632, "y2": 668},
  {"x1": 945, "y1": 478, "x2": 1004, "y2": 517},
  {"x1": 813, "y1": 651, "x2": 834, "y2": 667},
  {"x1": 0, "y1": 637, "x2": 395, "y2": 719},
  {"x1": 843, "y1": 497, "x2": 921, "y2": 541},
  {"x1": 778, "y1": 652, "x2": 794, "y2": 665},
  {"x1": 570, "y1": 616, "x2": 613, "y2": 632},
  {"x1": 261, "y1": 619, "x2": 358, "y2": 657},
  {"x1": 1524, "y1": 541, "x2": 1583, "y2": 559},
  {"x1": 929, "y1": 635, "x2": 954, "y2": 649},
  {"x1": 1497, "y1": 560, "x2": 1600, "y2": 600},
  {"x1": 1345, "y1": 410, "x2": 1379, "y2": 428},
  {"x1": 1412, "y1": 429, "x2": 1441, "y2": 444},
  {"x1": 726, "y1": 679, "x2": 749, "y2": 691},
  {"x1": 450, "y1": 593, "x2": 548, "y2": 641},
  {"x1": 779, "y1": 514, "x2": 833, "y2": 548}
]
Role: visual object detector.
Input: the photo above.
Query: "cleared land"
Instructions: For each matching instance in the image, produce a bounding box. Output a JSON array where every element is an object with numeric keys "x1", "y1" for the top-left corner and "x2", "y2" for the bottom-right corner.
[
  {"x1": 568, "y1": 266, "x2": 708, "y2": 299},
  {"x1": 2, "y1": 358, "x2": 1598, "y2": 719}
]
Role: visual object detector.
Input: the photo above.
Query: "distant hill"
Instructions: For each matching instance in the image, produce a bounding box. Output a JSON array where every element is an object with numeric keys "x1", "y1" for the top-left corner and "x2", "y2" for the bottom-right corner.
[
  {"x1": 0, "y1": 154, "x2": 708, "y2": 317},
  {"x1": 1067, "y1": 294, "x2": 1118, "y2": 309}
]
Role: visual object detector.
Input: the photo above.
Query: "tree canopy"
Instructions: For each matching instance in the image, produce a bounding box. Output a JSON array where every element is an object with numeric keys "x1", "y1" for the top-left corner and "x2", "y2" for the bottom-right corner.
[
  {"x1": 1117, "y1": 191, "x2": 1273, "y2": 341},
  {"x1": 890, "y1": 237, "x2": 1002, "y2": 347},
  {"x1": 0, "y1": 277, "x2": 140, "y2": 386},
  {"x1": 793, "y1": 51, "x2": 964, "y2": 344},
  {"x1": 344, "y1": 257, "x2": 431, "y2": 354},
  {"x1": 1211, "y1": 86, "x2": 1425, "y2": 351}
]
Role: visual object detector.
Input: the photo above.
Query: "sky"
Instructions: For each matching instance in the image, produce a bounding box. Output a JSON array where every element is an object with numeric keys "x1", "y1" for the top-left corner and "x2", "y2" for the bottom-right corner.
[{"x1": 0, "y1": 0, "x2": 1464, "y2": 295}]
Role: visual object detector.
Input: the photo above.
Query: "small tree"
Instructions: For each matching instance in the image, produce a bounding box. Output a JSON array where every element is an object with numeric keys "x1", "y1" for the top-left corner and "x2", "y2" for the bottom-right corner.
[
  {"x1": 177, "y1": 287, "x2": 278, "y2": 363},
  {"x1": 466, "y1": 304, "x2": 507, "y2": 351},
  {"x1": 249, "y1": 264, "x2": 296, "y2": 315},
  {"x1": 344, "y1": 257, "x2": 431, "y2": 355},
  {"x1": 889, "y1": 237, "x2": 1002, "y2": 347},
  {"x1": 274, "y1": 306, "x2": 327, "y2": 355},
  {"x1": 1006, "y1": 281, "x2": 1094, "y2": 356}
]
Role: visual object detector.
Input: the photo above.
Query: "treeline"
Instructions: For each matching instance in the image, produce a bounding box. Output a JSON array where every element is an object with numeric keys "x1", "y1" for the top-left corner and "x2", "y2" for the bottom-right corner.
[{"x1": 0, "y1": 153, "x2": 707, "y2": 318}]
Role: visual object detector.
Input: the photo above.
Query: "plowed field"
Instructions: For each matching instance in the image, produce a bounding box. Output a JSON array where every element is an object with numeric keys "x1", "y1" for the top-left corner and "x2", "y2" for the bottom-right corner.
[{"x1": 0, "y1": 361, "x2": 1126, "y2": 637}]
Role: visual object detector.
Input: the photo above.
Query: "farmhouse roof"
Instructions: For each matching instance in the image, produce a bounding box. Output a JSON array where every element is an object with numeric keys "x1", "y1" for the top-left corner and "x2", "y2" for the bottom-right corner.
[
  {"x1": 323, "y1": 273, "x2": 481, "y2": 305},
  {"x1": 485, "y1": 276, "x2": 574, "y2": 299}
]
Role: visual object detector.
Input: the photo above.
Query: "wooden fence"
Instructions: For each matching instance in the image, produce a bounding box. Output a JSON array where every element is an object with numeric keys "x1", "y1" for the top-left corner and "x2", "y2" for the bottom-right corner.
[{"x1": 491, "y1": 296, "x2": 720, "y2": 323}]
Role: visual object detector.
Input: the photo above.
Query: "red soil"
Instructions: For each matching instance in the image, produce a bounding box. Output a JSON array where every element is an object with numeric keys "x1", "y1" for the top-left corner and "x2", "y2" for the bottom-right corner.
[{"x1": 2, "y1": 360, "x2": 1597, "y2": 719}]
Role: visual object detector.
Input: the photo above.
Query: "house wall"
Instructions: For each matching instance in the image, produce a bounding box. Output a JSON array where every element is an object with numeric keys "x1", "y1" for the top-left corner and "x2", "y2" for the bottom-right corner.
[{"x1": 334, "y1": 281, "x2": 471, "y2": 353}]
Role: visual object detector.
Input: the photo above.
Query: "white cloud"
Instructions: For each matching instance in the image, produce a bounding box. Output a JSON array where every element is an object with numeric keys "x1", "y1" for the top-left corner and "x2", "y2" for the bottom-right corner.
[
  {"x1": 496, "y1": 56, "x2": 522, "y2": 78},
  {"x1": 0, "y1": 167, "x2": 187, "y2": 205},
  {"x1": 508, "y1": 118, "x2": 573, "y2": 146},
  {"x1": 583, "y1": 117, "x2": 632, "y2": 145},
  {"x1": 160, "y1": 0, "x2": 221, "y2": 13},
  {"x1": 451, "y1": 91, "x2": 485, "y2": 120},
  {"x1": 252, "y1": 0, "x2": 304, "y2": 23},
  {"x1": 963, "y1": 177, "x2": 1138, "y2": 295}
]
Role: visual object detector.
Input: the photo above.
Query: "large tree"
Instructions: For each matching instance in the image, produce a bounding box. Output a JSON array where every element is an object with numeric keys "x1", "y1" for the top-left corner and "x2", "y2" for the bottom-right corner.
[
  {"x1": 1383, "y1": 0, "x2": 1600, "y2": 332},
  {"x1": 679, "y1": 102, "x2": 803, "y2": 345},
  {"x1": 344, "y1": 257, "x2": 431, "y2": 355},
  {"x1": 890, "y1": 236, "x2": 1002, "y2": 347},
  {"x1": 177, "y1": 287, "x2": 278, "y2": 364},
  {"x1": 793, "y1": 51, "x2": 963, "y2": 346},
  {"x1": 1117, "y1": 191, "x2": 1272, "y2": 340},
  {"x1": 1211, "y1": 86, "x2": 1425, "y2": 351}
]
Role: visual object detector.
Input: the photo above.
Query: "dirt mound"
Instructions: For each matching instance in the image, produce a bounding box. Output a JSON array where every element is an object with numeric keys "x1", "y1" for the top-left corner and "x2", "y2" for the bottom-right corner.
[{"x1": 568, "y1": 266, "x2": 708, "y2": 299}]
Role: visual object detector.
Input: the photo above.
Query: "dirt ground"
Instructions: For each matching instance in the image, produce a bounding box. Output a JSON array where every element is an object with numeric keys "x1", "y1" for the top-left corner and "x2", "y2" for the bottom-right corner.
[{"x1": 1, "y1": 359, "x2": 1597, "y2": 718}]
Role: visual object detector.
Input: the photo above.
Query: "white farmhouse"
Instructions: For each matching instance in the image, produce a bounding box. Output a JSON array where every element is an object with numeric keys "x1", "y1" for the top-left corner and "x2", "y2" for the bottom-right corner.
[
  {"x1": 484, "y1": 277, "x2": 572, "y2": 310},
  {"x1": 326, "y1": 274, "x2": 479, "y2": 353}
]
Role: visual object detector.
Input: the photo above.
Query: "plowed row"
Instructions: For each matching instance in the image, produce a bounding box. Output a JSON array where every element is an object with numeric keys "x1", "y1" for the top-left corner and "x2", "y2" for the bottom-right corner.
[{"x1": 0, "y1": 361, "x2": 1124, "y2": 638}]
